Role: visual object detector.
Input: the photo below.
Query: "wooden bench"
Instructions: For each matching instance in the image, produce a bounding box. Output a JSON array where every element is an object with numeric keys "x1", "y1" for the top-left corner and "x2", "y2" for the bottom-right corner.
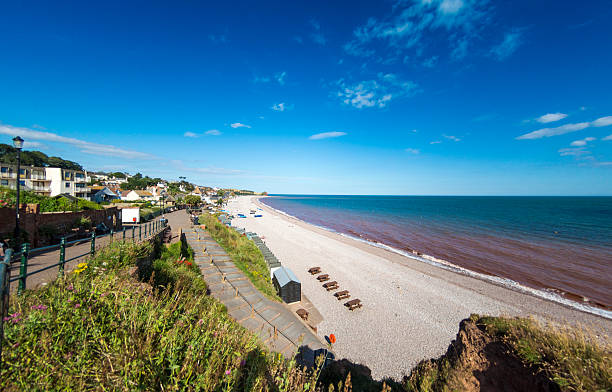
[
  {"x1": 316, "y1": 274, "x2": 329, "y2": 282},
  {"x1": 308, "y1": 267, "x2": 321, "y2": 275},
  {"x1": 322, "y1": 281, "x2": 339, "y2": 291},
  {"x1": 296, "y1": 309, "x2": 309, "y2": 321},
  {"x1": 344, "y1": 299, "x2": 362, "y2": 311},
  {"x1": 334, "y1": 290, "x2": 350, "y2": 300}
]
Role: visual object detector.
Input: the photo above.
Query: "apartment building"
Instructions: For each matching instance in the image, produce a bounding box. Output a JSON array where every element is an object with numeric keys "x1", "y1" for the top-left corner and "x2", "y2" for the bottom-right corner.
[
  {"x1": 45, "y1": 167, "x2": 89, "y2": 198},
  {"x1": 0, "y1": 164, "x2": 52, "y2": 196}
]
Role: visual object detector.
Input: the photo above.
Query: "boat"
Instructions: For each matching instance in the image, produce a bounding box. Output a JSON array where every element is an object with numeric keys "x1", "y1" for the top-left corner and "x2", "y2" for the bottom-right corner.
[
  {"x1": 254, "y1": 214, "x2": 263, "y2": 218},
  {"x1": 237, "y1": 213, "x2": 246, "y2": 218}
]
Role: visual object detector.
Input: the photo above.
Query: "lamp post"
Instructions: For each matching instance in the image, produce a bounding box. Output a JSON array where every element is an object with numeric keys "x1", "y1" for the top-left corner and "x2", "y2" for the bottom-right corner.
[{"x1": 12, "y1": 136, "x2": 24, "y2": 249}]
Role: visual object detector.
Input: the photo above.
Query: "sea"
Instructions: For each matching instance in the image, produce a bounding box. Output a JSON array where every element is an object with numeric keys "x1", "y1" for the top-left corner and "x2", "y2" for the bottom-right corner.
[{"x1": 261, "y1": 195, "x2": 612, "y2": 315}]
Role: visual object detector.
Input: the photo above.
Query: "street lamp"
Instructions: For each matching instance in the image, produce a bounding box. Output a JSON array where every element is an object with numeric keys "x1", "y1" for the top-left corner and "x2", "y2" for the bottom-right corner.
[{"x1": 12, "y1": 136, "x2": 24, "y2": 249}]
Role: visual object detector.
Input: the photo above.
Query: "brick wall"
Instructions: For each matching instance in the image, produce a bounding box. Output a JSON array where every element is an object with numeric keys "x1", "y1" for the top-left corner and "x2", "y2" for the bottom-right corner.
[{"x1": 0, "y1": 206, "x2": 121, "y2": 247}]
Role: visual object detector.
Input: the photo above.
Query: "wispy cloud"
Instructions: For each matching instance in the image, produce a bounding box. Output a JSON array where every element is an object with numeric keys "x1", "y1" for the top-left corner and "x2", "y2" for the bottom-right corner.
[
  {"x1": 536, "y1": 112, "x2": 567, "y2": 123},
  {"x1": 517, "y1": 116, "x2": 612, "y2": 140},
  {"x1": 570, "y1": 137, "x2": 595, "y2": 147},
  {"x1": 490, "y1": 28, "x2": 524, "y2": 60},
  {"x1": 275, "y1": 71, "x2": 287, "y2": 85},
  {"x1": 0, "y1": 124, "x2": 155, "y2": 159},
  {"x1": 558, "y1": 147, "x2": 591, "y2": 157},
  {"x1": 603, "y1": 134, "x2": 612, "y2": 141},
  {"x1": 443, "y1": 134, "x2": 461, "y2": 142},
  {"x1": 271, "y1": 103, "x2": 293, "y2": 112},
  {"x1": 230, "y1": 123, "x2": 251, "y2": 129},
  {"x1": 253, "y1": 76, "x2": 271, "y2": 83},
  {"x1": 205, "y1": 129, "x2": 222, "y2": 136},
  {"x1": 309, "y1": 131, "x2": 347, "y2": 140},
  {"x1": 405, "y1": 148, "x2": 420, "y2": 154},
  {"x1": 309, "y1": 20, "x2": 327, "y2": 45},
  {"x1": 430, "y1": 140, "x2": 442, "y2": 144},
  {"x1": 336, "y1": 73, "x2": 418, "y2": 109},
  {"x1": 23, "y1": 141, "x2": 46, "y2": 149},
  {"x1": 343, "y1": 0, "x2": 492, "y2": 63},
  {"x1": 184, "y1": 131, "x2": 198, "y2": 138},
  {"x1": 592, "y1": 116, "x2": 612, "y2": 127}
]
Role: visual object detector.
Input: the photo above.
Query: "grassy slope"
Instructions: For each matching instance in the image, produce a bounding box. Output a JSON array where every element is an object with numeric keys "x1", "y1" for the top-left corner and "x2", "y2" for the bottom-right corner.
[
  {"x1": 198, "y1": 213, "x2": 281, "y2": 302},
  {"x1": 0, "y1": 240, "x2": 316, "y2": 391},
  {"x1": 405, "y1": 314, "x2": 611, "y2": 392}
]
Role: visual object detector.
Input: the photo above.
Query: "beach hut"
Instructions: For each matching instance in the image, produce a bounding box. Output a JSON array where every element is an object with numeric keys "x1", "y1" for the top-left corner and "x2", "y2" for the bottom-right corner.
[{"x1": 272, "y1": 267, "x2": 301, "y2": 304}]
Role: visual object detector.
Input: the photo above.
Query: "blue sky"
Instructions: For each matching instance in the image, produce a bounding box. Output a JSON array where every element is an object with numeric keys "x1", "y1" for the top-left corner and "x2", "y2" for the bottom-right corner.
[{"x1": 1, "y1": 0, "x2": 611, "y2": 195}]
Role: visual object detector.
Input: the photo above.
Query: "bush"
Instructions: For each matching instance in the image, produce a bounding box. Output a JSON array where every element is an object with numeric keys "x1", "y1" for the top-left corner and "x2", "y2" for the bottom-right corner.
[{"x1": 0, "y1": 240, "x2": 324, "y2": 391}]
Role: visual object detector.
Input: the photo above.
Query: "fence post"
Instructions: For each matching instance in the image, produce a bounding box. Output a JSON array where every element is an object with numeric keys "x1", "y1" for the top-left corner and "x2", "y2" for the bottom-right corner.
[
  {"x1": 110, "y1": 228, "x2": 114, "y2": 243},
  {"x1": 132, "y1": 226, "x2": 135, "y2": 242},
  {"x1": 139, "y1": 224, "x2": 142, "y2": 241},
  {"x1": 123, "y1": 227, "x2": 126, "y2": 240},
  {"x1": 58, "y1": 237, "x2": 66, "y2": 276},
  {"x1": 90, "y1": 231, "x2": 96, "y2": 257},
  {"x1": 17, "y1": 243, "x2": 30, "y2": 294}
]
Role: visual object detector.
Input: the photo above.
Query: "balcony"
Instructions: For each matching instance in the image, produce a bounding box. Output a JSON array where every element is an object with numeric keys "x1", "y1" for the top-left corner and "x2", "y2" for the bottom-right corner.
[{"x1": 0, "y1": 172, "x2": 16, "y2": 179}]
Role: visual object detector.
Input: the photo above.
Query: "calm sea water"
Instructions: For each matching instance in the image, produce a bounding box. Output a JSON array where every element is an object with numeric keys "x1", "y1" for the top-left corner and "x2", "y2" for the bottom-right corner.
[{"x1": 262, "y1": 195, "x2": 612, "y2": 310}]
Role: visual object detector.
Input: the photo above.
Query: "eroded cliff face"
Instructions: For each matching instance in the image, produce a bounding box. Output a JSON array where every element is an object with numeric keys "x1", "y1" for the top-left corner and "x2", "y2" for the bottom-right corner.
[{"x1": 409, "y1": 318, "x2": 560, "y2": 392}]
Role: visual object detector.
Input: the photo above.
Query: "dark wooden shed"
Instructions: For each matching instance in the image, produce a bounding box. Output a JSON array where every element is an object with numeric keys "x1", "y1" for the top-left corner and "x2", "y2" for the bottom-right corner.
[{"x1": 272, "y1": 266, "x2": 301, "y2": 304}]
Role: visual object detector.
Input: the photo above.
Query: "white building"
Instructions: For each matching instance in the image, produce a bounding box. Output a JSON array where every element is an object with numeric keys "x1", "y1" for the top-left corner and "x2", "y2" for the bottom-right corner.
[
  {"x1": 45, "y1": 167, "x2": 89, "y2": 199},
  {"x1": 0, "y1": 164, "x2": 52, "y2": 196}
]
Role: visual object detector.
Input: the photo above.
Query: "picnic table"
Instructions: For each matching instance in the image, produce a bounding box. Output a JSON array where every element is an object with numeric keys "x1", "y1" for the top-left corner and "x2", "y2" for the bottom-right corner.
[
  {"x1": 296, "y1": 308, "x2": 309, "y2": 321},
  {"x1": 344, "y1": 299, "x2": 362, "y2": 311},
  {"x1": 322, "y1": 281, "x2": 339, "y2": 291},
  {"x1": 334, "y1": 290, "x2": 350, "y2": 300},
  {"x1": 316, "y1": 274, "x2": 330, "y2": 282},
  {"x1": 308, "y1": 267, "x2": 321, "y2": 274}
]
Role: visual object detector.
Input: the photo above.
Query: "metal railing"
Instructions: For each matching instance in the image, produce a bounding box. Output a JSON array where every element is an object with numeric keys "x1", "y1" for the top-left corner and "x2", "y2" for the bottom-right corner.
[{"x1": 0, "y1": 219, "x2": 169, "y2": 360}]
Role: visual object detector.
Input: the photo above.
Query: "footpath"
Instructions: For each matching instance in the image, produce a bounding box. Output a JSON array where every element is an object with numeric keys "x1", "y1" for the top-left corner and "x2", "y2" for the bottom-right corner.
[{"x1": 182, "y1": 218, "x2": 327, "y2": 362}]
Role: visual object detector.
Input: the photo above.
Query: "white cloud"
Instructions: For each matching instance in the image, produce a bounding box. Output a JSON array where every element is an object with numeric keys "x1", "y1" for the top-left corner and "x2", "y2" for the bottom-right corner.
[
  {"x1": 336, "y1": 73, "x2": 418, "y2": 109},
  {"x1": 205, "y1": 129, "x2": 222, "y2": 136},
  {"x1": 0, "y1": 124, "x2": 155, "y2": 159},
  {"x1": 208, "y1": 34, "x2": 228, "y2": 44},
  {"x1": 603, "y1": 134, "x2": 612, "y2": 141},
  {"x1": 23, "y1": 141, "x2": 45, "y2": 149},
  {"x1": 592, "y1": 116, "x2": 612, "y2": 127},
  {"x1": 271, "y1": 103, "x2": 293, "y2": 112},
  {"x1": 230, "y1": 123, "x2": 251, "y2": 129},
  {"x1": 517, "y1": 122, "x2": 590, "y2": 140},
  {"x1": 570, "y1": 137, "x2": 595, "y2": 147},
  {"x1": 490, "y1": 28, "x2": 524, "y2": 61},
  {"x1": 308, "y1": 131, "x2": 347, "y2": 140},
  {"x1": 275, "y1": 71, "x2": 287, "y2": 85},
  {"x1": 405, "y1": 148, "x2": 420, "y2": 154},
  {"x1": 536, "y1": 112, "x2": 567, "y2": 123},
  {"x1": 184, "y1": 131, "x2": 198, "y2": 138},
  {"x1": 517, "y1": 115, "x2": 612, "y2": 139},
  {"x1": 430, "y1": 140, "x2": 442, "y2": 144},
  {"x1": 422, "y1": 56, "x2": 439, "y2": 68},
  {"x1": 443, "y1": 134, "x2": 461, "y2": 142},
  {"x1": 558, "y1": 147, "x2": 590, "y2": 157},
  {"x1": 343, "y1": 0, "x2": 491, "y2": 62}
]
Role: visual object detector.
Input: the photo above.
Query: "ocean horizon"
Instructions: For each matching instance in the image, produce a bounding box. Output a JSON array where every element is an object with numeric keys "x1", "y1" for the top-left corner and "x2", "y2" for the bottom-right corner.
[{"x1": 262, "y1": 194, "x2": 612, "y2": 311}]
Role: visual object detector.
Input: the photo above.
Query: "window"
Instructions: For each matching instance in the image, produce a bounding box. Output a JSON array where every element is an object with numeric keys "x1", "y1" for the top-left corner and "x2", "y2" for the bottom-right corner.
[
  {"x1": 76, "y1": 183, "x2": 85, "y2": 188},
  {"x1": 0, "y1": 180, "x2": 7, "y2": 186},
  {"x1": 65, "y1": 182, "x2": 71, "y2": 188},
  {"x1": 1, "y1": 167, "x2": 7, "y2": 173}
]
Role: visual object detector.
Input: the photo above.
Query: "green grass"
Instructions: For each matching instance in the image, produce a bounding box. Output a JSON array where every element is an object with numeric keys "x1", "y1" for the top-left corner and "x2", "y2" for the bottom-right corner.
[
  {"x1": 476, "y1": 314, "x2": 611, "y2": 392},
  {"x1": 198, "y1": 213, "x2": 281, "y2": 302},
  {"x1": 0, "y1": 186, "x2": 102, "y2": 212},
  {"x1": 0, "y1": 239, "x2": 323, "y2": 391},
  {"x1": 404, "y1": 314, "x2": 612, "y2": 392}
]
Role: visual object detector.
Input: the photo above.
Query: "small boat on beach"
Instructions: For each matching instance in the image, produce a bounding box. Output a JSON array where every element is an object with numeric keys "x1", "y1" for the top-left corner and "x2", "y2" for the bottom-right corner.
[
  {"x1": 254, "y1": 214, "x2": 263, "y2": 217},
  {"x1": 237, "y1": 213, "x2": 246, "y2": 218}
]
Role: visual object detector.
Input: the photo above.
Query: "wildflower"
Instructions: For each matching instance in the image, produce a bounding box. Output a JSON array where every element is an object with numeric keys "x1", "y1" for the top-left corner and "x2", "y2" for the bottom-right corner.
[
  {"x1": 74, "y1": 303, "x2": 81, "y2": 309},
  {"x1": 225, "y1": 370, "x2": 231, "y2": 375},
  {"x1": 67, "y1": 283, "x2": 74, "y2": 291},
  {"x1": 31, "y1": 304, "x2": 48, "y2": 311},
  {"x1": 240, "y1": 359, "x2": 246, "y2": 367},
  {"x1": 197, "y1": 319, "x2": 204, "y2": 326},
  {"x1": 12, "y1": 342, "x2": 19, "y2": 348}
]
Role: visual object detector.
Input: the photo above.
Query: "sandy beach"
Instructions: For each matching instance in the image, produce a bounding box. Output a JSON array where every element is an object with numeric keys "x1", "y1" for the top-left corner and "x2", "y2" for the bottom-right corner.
[{"x1": 226, "y1": 196, "x2": 612, "y2": 379}]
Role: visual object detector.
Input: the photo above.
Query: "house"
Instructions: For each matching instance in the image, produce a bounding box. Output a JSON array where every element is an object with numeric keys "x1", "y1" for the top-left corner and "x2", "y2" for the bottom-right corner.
[
  {"x1": 90, "y1": 186, "x2": 120, "y2": 203},
  {"x1": 146, "y1": 185, "x2": 167, "y2": 202},
  {"x1": 1, "y1": 164, "x2": 52, "y2": 196},
  {"x1": 45, "y1": 167, "x2": 89, "y2": 199},
  {"x1": 121, "y1": 190, "x2": 154, "y2": 201},
  {"x1": 272, "y1": 267, "x2": 301, "y2": 304}
]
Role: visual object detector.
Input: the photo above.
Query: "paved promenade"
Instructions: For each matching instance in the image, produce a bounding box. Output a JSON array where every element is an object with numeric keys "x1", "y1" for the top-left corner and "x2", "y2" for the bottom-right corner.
[{"x1": 183, "y1": 223, "x2": 327, "y2": 361}]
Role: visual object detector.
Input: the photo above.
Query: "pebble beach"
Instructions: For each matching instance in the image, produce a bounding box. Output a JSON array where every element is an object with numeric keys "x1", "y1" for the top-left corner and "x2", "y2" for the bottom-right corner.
[{"x1": 226, "y1": 196, "x2": 612, "y2": 379}]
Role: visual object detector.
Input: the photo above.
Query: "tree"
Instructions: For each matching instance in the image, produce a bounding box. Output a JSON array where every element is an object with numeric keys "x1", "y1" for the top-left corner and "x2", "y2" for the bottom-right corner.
[{"x1": 184, "y1": 195, "x2": 201, "y2": 207}]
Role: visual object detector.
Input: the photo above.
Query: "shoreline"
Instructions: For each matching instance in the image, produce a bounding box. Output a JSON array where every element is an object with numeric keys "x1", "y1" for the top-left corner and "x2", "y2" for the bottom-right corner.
[
  {"x1": 227, "y1": 196, "x2": 612, "y2": 379},
  {"x1": 257, "y1": 196, "x2": 612, "y2": 320}
]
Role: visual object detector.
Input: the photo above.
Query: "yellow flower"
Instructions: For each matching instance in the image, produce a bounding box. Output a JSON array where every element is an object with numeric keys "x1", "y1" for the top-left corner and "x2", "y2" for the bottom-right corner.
[{"x1": 73, "y1": 262, "x2": 89, "y2": 274}]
